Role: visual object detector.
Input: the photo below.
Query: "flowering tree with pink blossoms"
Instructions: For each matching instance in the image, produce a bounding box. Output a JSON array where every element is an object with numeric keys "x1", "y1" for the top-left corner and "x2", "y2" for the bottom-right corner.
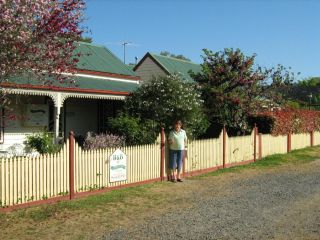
[
  {"x1": 192, "y1": 48, "x2": 296, "y2": 135},
  {"x1": 0, "y1": 0, "x2": 85, "y2": 90}
]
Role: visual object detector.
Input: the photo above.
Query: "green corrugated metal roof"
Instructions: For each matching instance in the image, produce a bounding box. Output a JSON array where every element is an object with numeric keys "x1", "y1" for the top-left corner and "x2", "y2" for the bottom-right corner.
[
  {"x1": 3, "y1": 42, "x2": 140, "y2": 94},
  {"x1": 127, "y1": 64, "x2": 136, "y2": 70},
  {"x1": 7, "y1": 74, "x2": 139, "y2": 93},
  {"x1": 74, "y1": 42, "x2": 137, "y2": 77},
  {"x1": 149, "y1": 53, "x2": 201, "y2": 81},
  {"x1": 72, "y1": 76, "x2": 138, "y2": 92}
]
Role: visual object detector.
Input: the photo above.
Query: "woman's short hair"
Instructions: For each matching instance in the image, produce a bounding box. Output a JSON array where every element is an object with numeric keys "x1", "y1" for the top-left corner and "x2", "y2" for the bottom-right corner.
[{"x1": 174, "y1": 120, "x2": 182, "y2": 126}]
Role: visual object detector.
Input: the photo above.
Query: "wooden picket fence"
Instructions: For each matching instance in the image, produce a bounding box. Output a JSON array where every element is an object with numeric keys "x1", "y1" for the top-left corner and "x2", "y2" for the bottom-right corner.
[
  {"x1": 74, "y1": 141, "x2": 160, "y2": 193},
  {"x1": 0, "y1": 128, "x2": 318, "y2": 210}
]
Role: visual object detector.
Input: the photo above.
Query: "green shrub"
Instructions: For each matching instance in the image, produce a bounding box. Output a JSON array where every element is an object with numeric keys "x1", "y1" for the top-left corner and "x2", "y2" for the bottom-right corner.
[
  {"x1": 109, "y1": 115, "x2": 158, "y2": 145},
  {"x1": 124, "y1": 74, "x2": 209, "y2": 138},
  {"x1": 248, "y1": 114, "x2": 275, "y2": 134},
  {"x1": 25, "y1": 132, "x2": 61, "y2": 154}
]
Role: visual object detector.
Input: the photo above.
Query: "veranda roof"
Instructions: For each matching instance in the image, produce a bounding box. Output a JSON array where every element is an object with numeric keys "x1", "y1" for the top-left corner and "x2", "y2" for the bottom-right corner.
[
  {"x1": 3, "y1": 74, "x2": 139, "y2": 95},
  {"x1": 1, "y1": 42, "x2": 140, "y2": 96}
]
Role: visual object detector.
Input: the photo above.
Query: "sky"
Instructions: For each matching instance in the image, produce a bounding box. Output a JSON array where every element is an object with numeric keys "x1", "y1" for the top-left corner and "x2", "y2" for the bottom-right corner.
[{"x1": 83, "y1": 0, "x2": 320, "y2": 80}]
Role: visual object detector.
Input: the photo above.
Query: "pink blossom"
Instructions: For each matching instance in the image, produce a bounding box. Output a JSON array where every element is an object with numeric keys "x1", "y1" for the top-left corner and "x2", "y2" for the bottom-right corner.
[{"x1": 0, "y1": 0, "x2": 85, "y2": 84}]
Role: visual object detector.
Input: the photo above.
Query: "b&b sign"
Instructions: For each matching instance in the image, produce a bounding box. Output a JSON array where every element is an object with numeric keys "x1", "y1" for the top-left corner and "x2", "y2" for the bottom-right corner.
[{"x1": 109, "y1": 149, "x2": 127, "y2": 183}]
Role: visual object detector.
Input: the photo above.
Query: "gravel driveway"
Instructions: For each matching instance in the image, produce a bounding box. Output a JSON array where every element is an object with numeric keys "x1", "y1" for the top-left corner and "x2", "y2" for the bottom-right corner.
[{"x1": 104, "y1": 160, "x2": 320, "y2": 240}]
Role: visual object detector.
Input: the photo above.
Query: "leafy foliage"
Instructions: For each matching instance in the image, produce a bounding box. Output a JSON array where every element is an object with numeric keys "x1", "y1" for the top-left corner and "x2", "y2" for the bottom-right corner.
[
  {"x1": 250, "y1": 109, "x2": 320, "y2": 135},
  {"x1": 109, "y1": 115, "x2": 158, "y2": 145},
  {"x1": 25, "y1": 132, "x2": 61, "y2": 154},
  {"x1": 0, "y1": 0, "x2": 85, "y2": 83},
  {"x1": 297, "y1": 77, "x2": 320, "y2": 87},
  {"x1": 123, "y1": 74, "x2": 209, "y2": 138},
  {"x1": 192, "y1": 48, "x2": 296, "y2": 135},
  {"x1": 83, "y1": 132, "x2": 125, "y2": 150},
  {"x1": 248, "y1": 115, "x2": 275, "y2": 134},
  {"x1": 286, "y1": 77, "x2": 320, "y2": 110}
]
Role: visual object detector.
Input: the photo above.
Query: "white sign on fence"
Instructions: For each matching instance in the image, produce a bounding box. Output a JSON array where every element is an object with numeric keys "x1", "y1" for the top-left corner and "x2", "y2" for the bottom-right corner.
[{"x1": 109, "y1": 149, "x2": 127, "y2": 182}]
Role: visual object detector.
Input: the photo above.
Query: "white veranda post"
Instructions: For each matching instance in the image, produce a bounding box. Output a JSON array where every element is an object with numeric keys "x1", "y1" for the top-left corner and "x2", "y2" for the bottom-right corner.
[
  {"x1": 53, "y1": 106, "x2": 61, "y2": 142},
  {"x1": 52, "y1": 93, "x2": 63, "y2": 143}
]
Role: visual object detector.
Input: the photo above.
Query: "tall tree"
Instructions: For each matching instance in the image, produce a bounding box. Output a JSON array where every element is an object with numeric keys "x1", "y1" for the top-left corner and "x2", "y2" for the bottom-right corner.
[
  {"x1": 0, "y1": 0, "x2": 85, "y2": 86},
  {"x1": 192, "y1": 48, "x2": 295, "y2": 135},
  {"x1": 297, "y1": 77, "x2": 320, "y2": 87},
  {"x1": 286, "y1": 77, "x2": 320, "y2": 109}
]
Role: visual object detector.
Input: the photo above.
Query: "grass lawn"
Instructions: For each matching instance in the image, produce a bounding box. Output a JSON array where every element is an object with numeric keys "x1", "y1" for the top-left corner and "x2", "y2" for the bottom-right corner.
[{"x1": 1, "y1": 146, "x2": 319, "y2": 240}]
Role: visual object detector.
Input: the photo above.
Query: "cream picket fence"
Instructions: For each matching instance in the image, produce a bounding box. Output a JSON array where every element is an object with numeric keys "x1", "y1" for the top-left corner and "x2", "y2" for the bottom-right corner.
[
  {"x1": 1, "y1": 130, "x2": 319, "y2": 209},
  {"x1": 0, "y1": 140, "x2": 69, "y2": 207},
  {"x1": 185, "y1": 137, "x2": 222, "y2": 173},
  {"x1": 314, "y1": 131, "x2": 320, "y2": 146},
  {"x1": 226, "y1": 132, "x2": 255, "y2": 164},
  {"x1": 291, "y1": 133, "x2": 310, "y2": 150},
  {"x1": 184, "y1": 130, "x2": 256, "y2": 173},
  {"x1": 74, "y1": 142, "x2": 160, "y2": 193},
  {"x1": 260, "y1": 134, "x2": 287, "y2": 157}
]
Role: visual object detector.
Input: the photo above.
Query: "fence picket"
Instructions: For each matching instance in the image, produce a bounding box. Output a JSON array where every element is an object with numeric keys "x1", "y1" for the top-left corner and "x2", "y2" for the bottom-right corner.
[
  {"x1": 16, "y1": 158, "x2": 20, "y2": 204},
  {"x1": 13, "y1": 157, "x2": 17, "y2": 205},
  {"x1": 99, "y1": 149, "x2": 103, "y2": 189},
  {"x1": 133, "y1": 146, "x2": 137, "y2": 183},
  {"x1": 78, "y1": 144, "x2": 82, "y2": 192},
  {"x1": 0, "y1": 159, "x2": 3, "y2": 206},
  {"x1": 50, "y1": 154, "x2": 53, "y2": 197},
  {"x1": 62, "y1": 147, "x2": 66, "y2": 195},
  {"x1": 66, "y1": 139, "x2": 69, "y2": 194}
]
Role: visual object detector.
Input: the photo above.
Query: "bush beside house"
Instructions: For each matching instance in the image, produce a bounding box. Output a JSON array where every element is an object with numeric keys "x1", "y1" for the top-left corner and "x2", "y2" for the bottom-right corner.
[
  {"x1": 25, "y1": 132, "x2": 61, "y2": 154},
  {"x1": 109, "y1": 74, "x2": 209, "y2": 145}
]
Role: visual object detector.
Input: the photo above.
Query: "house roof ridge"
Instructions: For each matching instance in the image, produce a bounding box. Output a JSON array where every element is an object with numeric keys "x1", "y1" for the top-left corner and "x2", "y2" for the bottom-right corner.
[
  {"x1": 74, "y1": 42, "x2": 137, "y2": 77},
  {"x1": 76, "y1": 41, "x2": 105, "y2": 48},
  {"x1": 149, "y1": 52, "x2": 200, "y2": 65}
]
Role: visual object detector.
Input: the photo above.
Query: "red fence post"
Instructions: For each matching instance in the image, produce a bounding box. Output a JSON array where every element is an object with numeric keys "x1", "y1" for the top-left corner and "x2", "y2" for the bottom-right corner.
[
  {"x1": 160, "y1": 128, "x2": 165, "y2": 181},
  {"x1": 223, "y1": 126, "x2": 226, "y2": 168},
  {"x1": 310, "y1": 130, "x2": 314, "y2": 147},
  {"x1": 287, "y1": 132, "x2": 291, "y2": 153},
  {"x1": 254, "y1": 124, "x2": 257, "y2": 162},
  {"x1": 69, "y1": 131, "x2": 75, "y2": 200}
]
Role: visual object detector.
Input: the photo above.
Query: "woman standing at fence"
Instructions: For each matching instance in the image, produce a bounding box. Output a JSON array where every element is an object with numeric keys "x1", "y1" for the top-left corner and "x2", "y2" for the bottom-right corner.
[{"x1": 168, "y1": 120, "x2": 187, "y2": 182}]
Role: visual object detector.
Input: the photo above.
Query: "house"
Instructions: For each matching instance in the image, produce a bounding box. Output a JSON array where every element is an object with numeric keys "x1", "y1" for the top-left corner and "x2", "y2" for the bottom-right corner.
[
  {"x1": 0, "y1": 42, "x2": 140, "y2": 155},
  {"x1": 133, "y1": 52, "x2": 202, "y2": 83}
]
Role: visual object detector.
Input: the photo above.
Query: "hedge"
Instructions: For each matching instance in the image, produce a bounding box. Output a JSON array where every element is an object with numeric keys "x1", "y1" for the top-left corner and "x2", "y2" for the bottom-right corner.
[{"x1": 249, "y1": 109, "x2": 320, "y2": 135}]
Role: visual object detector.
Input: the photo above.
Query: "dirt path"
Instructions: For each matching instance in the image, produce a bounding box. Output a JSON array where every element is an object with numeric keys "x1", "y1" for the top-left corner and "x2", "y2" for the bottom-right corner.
[{"x1": 104, "y1": 160, "x2": 320, "y2": 240}]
